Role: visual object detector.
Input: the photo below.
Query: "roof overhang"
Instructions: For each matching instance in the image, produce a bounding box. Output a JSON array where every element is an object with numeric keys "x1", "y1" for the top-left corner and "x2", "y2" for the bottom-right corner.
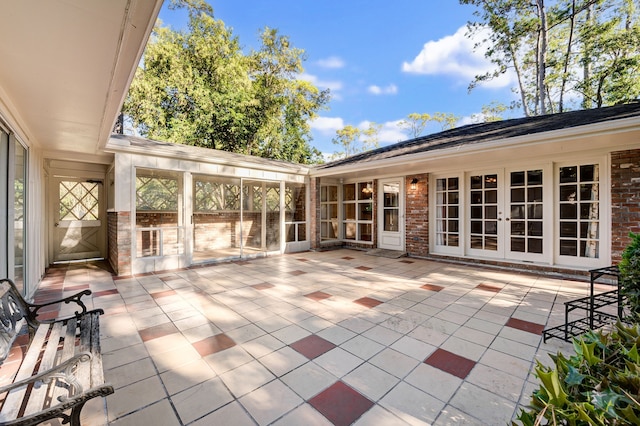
[
  {"x1": 311, "y1": 114, "x2": 640, "y2": 179},
  {"x1": 0, "y1": 0, "x2": 163, "y2": 159}
]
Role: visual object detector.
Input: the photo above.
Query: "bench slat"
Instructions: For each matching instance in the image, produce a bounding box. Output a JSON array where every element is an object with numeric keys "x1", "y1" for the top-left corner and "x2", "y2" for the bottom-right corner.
[
  {"x1": 23, "y1": 322, "x2": 64, "y2": 416},
  {"x1": 50, "y1": 317, "x2": 79, "y2": 405},
  {"x1": 76, "y1": 314, "x2": 92, "y2": 392},
  {"x1": 89, "y1": 313, "x2": 105, "y2": 388},
  {"x1": 0, "y1": 325, "x2": 49, "y2": 421}
]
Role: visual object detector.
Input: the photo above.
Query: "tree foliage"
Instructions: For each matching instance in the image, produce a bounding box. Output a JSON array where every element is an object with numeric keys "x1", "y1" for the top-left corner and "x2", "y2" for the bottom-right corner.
[
  {"x1": 124, "y1": 0, "x2": 328, "y2": 164},
  {"x1": 397, "y1": 112, "x2": 461, "y2": 139},
  {"x1": 330, "y1": 123, "x2": 381, "y2": 160},
  {"x1": 461, "y1": 0, "x2": 640, "y2": 116}
]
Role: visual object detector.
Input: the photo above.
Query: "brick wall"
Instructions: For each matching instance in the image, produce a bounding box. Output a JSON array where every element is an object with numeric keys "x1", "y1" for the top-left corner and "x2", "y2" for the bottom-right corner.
[
  {"x1": 310, "y1": 177, "x2": 320, "y2": 249},
  {"x1": 107, "y1": 211, "x2": 132, "y2": 276},
  {"x1": 611, "y1": 149, "x2": 640, "y2": 262},
  {"x1": 405, "y1": 174, "x2": 429, "y2": 257}
]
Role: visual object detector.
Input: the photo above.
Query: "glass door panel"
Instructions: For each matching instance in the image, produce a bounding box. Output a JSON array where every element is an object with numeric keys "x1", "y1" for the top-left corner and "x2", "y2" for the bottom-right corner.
[
  {"x1": 507, "y1": 169, "x2": 545, "y2": 260},
  {"x1": 468, "y1": 173, "x2": 501, "y2": 256}
]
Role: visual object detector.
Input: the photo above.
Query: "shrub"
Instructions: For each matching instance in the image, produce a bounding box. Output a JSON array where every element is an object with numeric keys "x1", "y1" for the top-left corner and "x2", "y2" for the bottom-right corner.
[
  {"x1": 620, "y1": 232, "x2": 640, "y2": 322},
  {"x1": 515, "y1": 322, "x2": 640, "y2": 425}
]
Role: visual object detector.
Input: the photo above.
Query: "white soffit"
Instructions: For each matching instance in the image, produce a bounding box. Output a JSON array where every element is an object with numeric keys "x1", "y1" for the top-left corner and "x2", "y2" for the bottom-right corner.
[{"x1": 0, "y1": 0, "x2": 162, "y2": 155}]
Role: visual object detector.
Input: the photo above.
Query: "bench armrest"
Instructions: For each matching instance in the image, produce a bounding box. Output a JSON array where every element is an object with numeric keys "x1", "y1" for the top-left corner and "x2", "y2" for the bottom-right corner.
[
  {"x1": 27, "y1": 289, "x2": 92, "y2": 319},
  {"x1": 0, "y1": 352, "x2": 92, "y2": 396}
]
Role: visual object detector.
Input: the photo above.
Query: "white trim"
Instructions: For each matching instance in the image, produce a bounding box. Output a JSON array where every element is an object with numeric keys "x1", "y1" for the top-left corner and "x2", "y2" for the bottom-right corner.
[
  {"x1": 378, "y1": 178, "x2": 405, "y2": 251},
  {"x1": 311, "y1": 116, "x2": 640, "y2": 178}
]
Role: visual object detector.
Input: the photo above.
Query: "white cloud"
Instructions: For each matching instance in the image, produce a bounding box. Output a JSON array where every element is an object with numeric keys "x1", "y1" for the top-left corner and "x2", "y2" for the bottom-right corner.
[
  {"x1": 310, "y1": 116, "x2": 344, "y2": 135},
  {"x1": 402, "y1": 25, "x2": 515, "y2": 89},
  {"x1": 299, "y1": 73, "x2": 343, "y2": 100},
  {"x1": 367, "y1": 84, "x2": 398, "y2": 95},
  {"x1": 316, "y1": 56, "x2": 345, "y2": 69}
]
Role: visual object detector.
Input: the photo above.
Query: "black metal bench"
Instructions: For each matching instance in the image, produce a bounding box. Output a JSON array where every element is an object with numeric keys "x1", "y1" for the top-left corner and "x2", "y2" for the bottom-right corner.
[
  {"x1": 543, "y1": 266, "x2": 623, "y2": 342},
  {"x1": 0, "y1": 278, "x2": 113, "y2": 425}
]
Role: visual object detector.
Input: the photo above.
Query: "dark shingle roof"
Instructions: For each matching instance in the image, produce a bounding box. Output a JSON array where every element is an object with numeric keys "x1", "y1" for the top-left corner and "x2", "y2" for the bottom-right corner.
[{"x1": 318, "y1": 102, "x2": 640, "y2": 170}]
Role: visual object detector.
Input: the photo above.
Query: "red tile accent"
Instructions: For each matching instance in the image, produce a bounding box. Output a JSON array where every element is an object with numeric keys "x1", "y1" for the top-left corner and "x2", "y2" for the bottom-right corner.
[
  {"x1": 192, "y1": 333, "x2": 236, "y2": 357},
  {"x1": 475, "y1": 283, "x2": 502, "y2": 293},
  {"x1": 150, "y1": 289, "x2": 177, "y2": 299},
  {"x1": 112, "y1": 275, "x2": 133, "y2": 281},
  {"x1": 104, "y1": 305, "x2": 128, "y2": 316},
  {"x1": 234, "y1": 260, "x2": 250, "y2": 265},
  {"x1": 305, "y1": 291, "x2": 332, "y2": 301},
  {"x1": 94, "y1": 289, "x2": 120, "y2": 297},
  {"x1": 252, "y1": 283, "x2": 275, "y2": 290},
  {"x1": 309, "y1": 381, "x2": 374, "y2": 426},
  {"x1": 421, "y1": 284, "x2": 444, "y2": 292},
  {"x1": 506, "y1": 317, "x2": 545, "y2": 335},
  {"x1": 64, "y1": 284, "x2": 90, "y2": 292},
  {"x1": 356, "y1": 266, "x2": 372, "y2": 271},
  {"x1": 289, "y1": 270, "x2": 307, "y2": 276},
  {"x1": 399, "y1": 260, "x2": 414, "y2": 264},
  {"x1": 134, "y1": 272, "x2": 154, "y2": 277},
  {"x1": 139, "y1": 322, "x2": 180, "y2": 342},
  {"x1": 341, "y1": 256, "x2": 354, "y2": 260},
  {"x1": 290, "y1": 335, "x2": 336, "y2": 360},
  {"x1": 354, "y1": 297, "x2": 383, "y2": 309},
  {"x1": 424, "y1": 349, "x2": 476, "y2": 379},
  {"x1": 297, "y1": 258, "x2": 310, "y2": 262},
  {"x1": 36, "y1": 311, "x2": 60, "y2": 321}
]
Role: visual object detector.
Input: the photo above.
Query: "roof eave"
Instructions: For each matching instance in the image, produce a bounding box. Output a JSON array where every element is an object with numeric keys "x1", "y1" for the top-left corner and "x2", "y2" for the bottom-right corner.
[{"x1": 310, "y1": 114, "x2": 640, "y2": 177}]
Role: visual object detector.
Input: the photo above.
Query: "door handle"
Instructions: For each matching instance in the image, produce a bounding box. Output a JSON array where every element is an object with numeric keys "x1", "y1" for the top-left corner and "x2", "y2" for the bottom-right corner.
[{"x1": 55, "y1": 222, "x2": 59, "y2": 227}]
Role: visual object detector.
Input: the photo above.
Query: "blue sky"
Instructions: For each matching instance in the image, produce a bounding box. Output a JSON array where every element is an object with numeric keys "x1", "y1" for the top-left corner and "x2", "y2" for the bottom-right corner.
[{"x1": 158, "y1": 1, "x2": 518, "y2": 156}]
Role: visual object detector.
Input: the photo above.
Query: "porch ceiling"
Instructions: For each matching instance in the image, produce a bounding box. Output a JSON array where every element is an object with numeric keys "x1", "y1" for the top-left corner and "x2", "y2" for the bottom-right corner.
[{"x1": 0, "y1": 0, "x2": 162, "y2": 157}]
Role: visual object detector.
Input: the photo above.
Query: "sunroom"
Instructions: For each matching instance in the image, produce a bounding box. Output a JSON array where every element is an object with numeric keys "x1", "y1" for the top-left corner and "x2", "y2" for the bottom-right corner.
[{"x1": 106, "y1": 135, "x2": 310, "y2": 275}]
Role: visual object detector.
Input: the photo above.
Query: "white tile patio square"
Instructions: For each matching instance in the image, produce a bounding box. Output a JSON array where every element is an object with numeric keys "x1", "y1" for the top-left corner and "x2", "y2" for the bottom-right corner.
[
  {"x1": 220, "y1": 360, "x2": 276, "y2": 397},
  {"x1": 280, "y1": 362, "x2": 337, "y2": 400},
  {"x1": 171, "y1": 377, "x2": 235, "y2": 424},
  {"x1": 404, "y1": 363, "x2": 463, "y2": 402},
  {"x1": 259, "y1": 346, "x2": 308, "y2": 376},
  {"x1": 313, "y1": 347, "x2": 364, "y2": 377},
  {"x1": 343, "y1": 362, "x2": 400, "y2": 401},
  {"x1": 239, "y1": 379, "x2": 304, "y2": 425}
]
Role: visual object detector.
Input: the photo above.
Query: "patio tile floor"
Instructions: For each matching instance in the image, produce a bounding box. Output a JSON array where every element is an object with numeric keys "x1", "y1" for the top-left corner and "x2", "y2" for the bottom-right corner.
[{"x1": 8, "y1": 249, "x2": 586, "y2": 425}]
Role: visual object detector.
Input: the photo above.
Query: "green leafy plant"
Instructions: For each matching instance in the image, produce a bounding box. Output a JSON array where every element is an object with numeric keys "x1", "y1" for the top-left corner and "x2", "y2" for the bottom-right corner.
[
  {"x1": 620, "y1": 232, "x2": 640, "y2": 322},
  {"x1": 515, "y1": 322, "x2": 640, "y2": 425}
]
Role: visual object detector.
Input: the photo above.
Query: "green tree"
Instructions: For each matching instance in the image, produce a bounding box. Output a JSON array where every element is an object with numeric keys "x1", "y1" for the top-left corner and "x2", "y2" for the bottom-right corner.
[
  {"x1": 398, "y1": 113, "x2": 432, "y2": 138},
  {"x1": 397, "y1": 112, "x2": 460, "y2": 139},
  {"x1": 470, "y1": 101, "x2": 508, "y2": 123},
  {"x1": 123, "y1": 0, "x2": 328, "y2": 164},
  {"x1": 461, "y1": 0, "x2": 640, "y2": 115},
  {"x1": 331, "y1": 122, "x2": 381, "y2": 160}
]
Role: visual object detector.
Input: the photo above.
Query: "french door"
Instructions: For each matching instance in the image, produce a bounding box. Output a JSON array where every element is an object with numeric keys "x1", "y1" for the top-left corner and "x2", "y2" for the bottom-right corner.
[{"x1": 466, "y1": 166, "x2": 549, "y2": 262}]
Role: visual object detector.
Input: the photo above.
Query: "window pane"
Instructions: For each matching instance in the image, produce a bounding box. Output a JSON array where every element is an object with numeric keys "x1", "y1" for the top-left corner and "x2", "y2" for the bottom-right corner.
[
  {"x1": 344, "y1": 184, "x2": 356, "y2": 201},
  {"x1": 359, "y1": 223, "x2": 372, "y2": 241},
  {"x1": 511, "y1": 171, "x2": 525, "y2": 187},
  {"x1": 528, "y1": 238, "x2": 543, "y2": 254},
  {"x1": 344, "y1": 203, "x2": 356, "y2": 220},
  {"x1": 384, "y1": 209, "x2": 399, "y2": 232},
  {"x1": 511, "y1": 188, "x2": 525, "y2": 203},
  {"x1": 560, "y1": 166, "x2": 577, "y2": 183},
  {"x1": 448, "y1": 177, "x2": 459, "y2": 190},
  {"x1": 560, "y1": 240, "x2": 577, "y2": 256}
]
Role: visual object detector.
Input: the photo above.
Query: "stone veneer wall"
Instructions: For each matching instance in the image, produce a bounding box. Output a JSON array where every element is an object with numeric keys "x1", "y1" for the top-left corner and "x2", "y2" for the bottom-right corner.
[
  {"x1": 611, "y1": 148, "x2": 640, "y2": 263},
  {"x1": 405, "y1": 174, "x2": 429, "y2": 257},
  {"x1": 107, "y1": 211, "x2": 132, "y2": 276}
]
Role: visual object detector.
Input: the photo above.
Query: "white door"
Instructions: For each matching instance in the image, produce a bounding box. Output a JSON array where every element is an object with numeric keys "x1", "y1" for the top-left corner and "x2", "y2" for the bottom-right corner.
[
  {"x1": 467, "y1": 171, "x2": 504, "y2": 258},
  {"x1": 52, "y1": 178, "x2": 104, "y2": 261},
  {"x1": 466, "y1": 167, "x2": 550, "y2": 262},
  {"x1": 378, "y1": 178, "x2": 404, "y2": 251}
]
